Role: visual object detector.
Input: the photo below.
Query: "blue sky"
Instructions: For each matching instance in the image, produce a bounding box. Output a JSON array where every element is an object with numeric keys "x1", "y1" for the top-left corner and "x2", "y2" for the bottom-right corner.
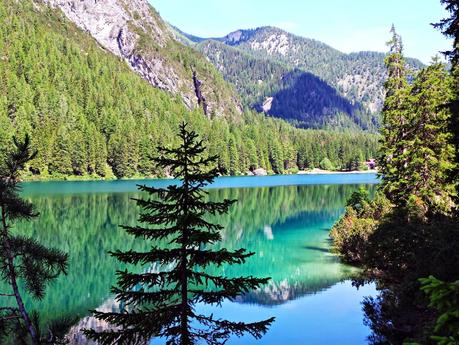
[{"x1": 150, "y1": 0, "x2": 452, "y2": 64}]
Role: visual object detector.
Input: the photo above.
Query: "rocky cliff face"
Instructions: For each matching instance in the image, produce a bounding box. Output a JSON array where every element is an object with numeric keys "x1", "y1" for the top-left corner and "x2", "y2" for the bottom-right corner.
[{"x1": 39, "y1": 0, "x2": 241, "y2": 118}]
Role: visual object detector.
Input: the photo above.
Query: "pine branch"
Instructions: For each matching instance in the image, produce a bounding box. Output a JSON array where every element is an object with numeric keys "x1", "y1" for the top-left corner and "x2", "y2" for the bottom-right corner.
[
  {"x1": 189, "y1": 271, "x2": 270, "y2": 293},
  {"x1": 0, "y1": 307, "x2": 18, "y2": 313},
  {"x1": 173, "y1": 215, "x2": 225, "y2": 234},
  {"x1": 84, "y1": 305, "x2": 183, "y2": 344},
  {"x1": 193, "y1": 199, "x2": 237, "y2": 215},
  {"x1": 190, "y1": 290, "x2": 238, "y2": 305},
  {"x1": 113, "y1": 247, "x2": 255, "y2": 268},
  {"x1": 83, "y1": 327, "x2": 149, "y2": 345},
  {"x1": 115, "y1": 269, "x2": 178, "y2": 290},
  {"x1": 194, "y1": 314, "x2": 275, "y2": 340},
  {"x1": 120, "y1": 225, "x2": 178, "y2": 240},
  {"x1": 10, "y1": 235, "x2": 68, "y2": 299},
  {"x1": 4, "y1": 134, "x2": 37, "y2": 180},
  {"x1": 188, "y1": 248, "x2": 255, "y2": 267},
  {"x1": 187, "y1": 229, "x2": 221, "y2": 245},
  {"x1": 0, "y1": 314, "x2": 21, "y2": 321},
  {"x1": 111, "y1": 288, "x2": 180, "y2": 306},
  {"x1": 133, "y1": 198, "x2": 179, "y2": 213},
  {"x1": 0, "y1": 185, "x2": 38, "y2": 221},
  {"x1": 110, "y1": 248, "x2": 183, "y2": 266}
]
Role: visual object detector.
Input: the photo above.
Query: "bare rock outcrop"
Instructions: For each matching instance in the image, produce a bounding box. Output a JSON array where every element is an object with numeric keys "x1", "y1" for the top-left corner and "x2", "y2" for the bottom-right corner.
[{"x1": 38, "y1": 0, "x2": 241, "y2": 117}]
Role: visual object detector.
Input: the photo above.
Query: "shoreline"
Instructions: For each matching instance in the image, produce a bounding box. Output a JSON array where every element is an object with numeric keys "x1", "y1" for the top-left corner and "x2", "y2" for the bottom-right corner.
[
  {"x1": 20, "y1": 170, "x2": 378, "y2": 183},
  {"x1": 298, "y1": 169, "x2": 378, "y2": 175}
]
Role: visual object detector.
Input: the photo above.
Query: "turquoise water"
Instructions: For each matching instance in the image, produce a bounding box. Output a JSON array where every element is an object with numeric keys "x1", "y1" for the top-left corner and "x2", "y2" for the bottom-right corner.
[
  {"x1": 21, "y1": 173, "x2": 379, "y2": 194},
  {"x1": 16, "y1": 174, "x2": 378, "y2": 344}
]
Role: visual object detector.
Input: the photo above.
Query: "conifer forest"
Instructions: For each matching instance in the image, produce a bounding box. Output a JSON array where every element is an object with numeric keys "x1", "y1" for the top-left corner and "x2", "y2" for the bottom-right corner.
[{"x1": 0, "y1": 0, "x2": 458, "y2": 344}]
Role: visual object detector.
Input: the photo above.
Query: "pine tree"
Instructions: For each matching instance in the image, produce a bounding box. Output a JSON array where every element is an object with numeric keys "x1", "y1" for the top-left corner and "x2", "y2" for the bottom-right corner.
[
  {"x1": 434, "y1": 0, "x2": 459, "y2": 203},
  {"x1": 0, "y1": 135, "x2": 68, "y2": 344},
  {"x1": 245, "y1": 139, "x2": 258, "y2": 171},
  {"x1": 403, "y1": 61, "x2": 456, "y2": 213},
  {"x1": 269, "y1": 139, "x2": 283, "y2": 174},
  {"x1": 380, "y1": 32, "x2": 456, "y2": 214},
  {"x1": 84, "y1": 123, "x2": 274, "y2": 345},
  {"x1": 227, "y1": 135, "x2": 239, "y2": 175},
  {"x1": 378, "y1": 26, "x2": 421, "y2": 208},
  {"x1": 434, "y1": 0, "x2": 459, "y2": 65}
]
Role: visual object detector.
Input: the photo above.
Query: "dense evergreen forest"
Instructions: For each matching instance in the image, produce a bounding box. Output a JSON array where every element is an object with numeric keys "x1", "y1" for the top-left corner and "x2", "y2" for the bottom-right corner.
[
  {"x1": 330, "y1": 15, "x2": 459, "y2": 345},
  {"x1": 0, "y1": 1, "x2": 378, "y2": 181}
]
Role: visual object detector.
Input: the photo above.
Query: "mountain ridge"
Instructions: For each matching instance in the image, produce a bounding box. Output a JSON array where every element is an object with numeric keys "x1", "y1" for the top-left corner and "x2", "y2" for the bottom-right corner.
[
  {"x1": 172, "y1": 25, "x2": 424, "y2": 131},
  {"x1": 196, "y1": 38, "x2": 375, "y2": 130}
]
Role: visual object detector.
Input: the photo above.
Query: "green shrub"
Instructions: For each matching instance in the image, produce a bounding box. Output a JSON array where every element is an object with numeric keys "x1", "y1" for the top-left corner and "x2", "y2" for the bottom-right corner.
[
  {"x1": 330, "y1": 191, "x2": 392, "y2": 264},
  {"x1": 319, "y1": 158, "x2": 335, "y2": 171},
  {"x1": 330, "y1": 208, "x2": 377, "y2": 264}
]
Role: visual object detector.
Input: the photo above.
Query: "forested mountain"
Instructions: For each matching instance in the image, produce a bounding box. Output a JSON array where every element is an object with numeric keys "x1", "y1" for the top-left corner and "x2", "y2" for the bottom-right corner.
[
  {"x1": 198, "y1": 40, "x2": 372, "y2": 130},
  {"x1": 176, "y1": 26, "x2": 424, "y2": 130},
  {"x1": 41, "y1": 0, "x2": 242, "y2": 118},
  {"x1": 0, "y1": 0, "x2": 379, "y2": 180}
]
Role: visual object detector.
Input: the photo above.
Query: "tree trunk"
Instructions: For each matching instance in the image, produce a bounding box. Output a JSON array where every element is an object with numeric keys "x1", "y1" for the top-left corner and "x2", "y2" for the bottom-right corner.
[
  {"x1": 1, "y1": 206, "x2": 40, "y2": 345},
  {"x1": 180, "y1": 159, "x2": 190, "y2": 345},
  {"x1": 180, "y1": 240, "x2": 189, "y2": 345}
]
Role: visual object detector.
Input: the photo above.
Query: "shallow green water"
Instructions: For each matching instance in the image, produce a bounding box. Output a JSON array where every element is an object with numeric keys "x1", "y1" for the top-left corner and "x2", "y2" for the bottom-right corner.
[{"x1": 14, "y1": 174, "x2": 378, "y2": 344}]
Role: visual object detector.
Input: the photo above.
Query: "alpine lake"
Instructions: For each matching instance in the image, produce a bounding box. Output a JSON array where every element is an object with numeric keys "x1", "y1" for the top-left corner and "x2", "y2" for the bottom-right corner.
[{"x1": 16, "y1": 173, "x2": 379, "y2": 345}]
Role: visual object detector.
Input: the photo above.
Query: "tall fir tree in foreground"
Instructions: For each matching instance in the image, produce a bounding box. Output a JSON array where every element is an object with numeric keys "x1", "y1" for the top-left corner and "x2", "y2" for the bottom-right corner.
[
  {"x1": 331, "y1": 24, "x2": 459, "y2": 343},
  {"x1": 404, "y1": 61, "x2": 456, "y2": 213},
  {"x1": 378, "y1": 25, "x2": 411, "y2": 207},
  {"x1": 379, "y1": 26, "x2": 456, "y2": 214},
  {"x1": 0, "y1": 135, "x2": 68, "y2": 345},
  {"x1": 85, "y1": 123, "x2": 274, "y2": 345},
  {"x1": 434, "y1": 0, "x2": 459, "y2": 203}
]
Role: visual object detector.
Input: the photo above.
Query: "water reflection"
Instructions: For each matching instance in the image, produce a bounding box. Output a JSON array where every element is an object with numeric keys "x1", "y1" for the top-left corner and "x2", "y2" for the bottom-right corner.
[{"x1": 10, "y1": 181, "x2": 377, "y2": 342}]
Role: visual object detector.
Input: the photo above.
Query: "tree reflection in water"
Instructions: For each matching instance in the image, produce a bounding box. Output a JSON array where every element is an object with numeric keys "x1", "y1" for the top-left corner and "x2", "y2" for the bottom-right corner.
[{"x1": 6, "y1": 182, "x2": 376, "y2": 343}]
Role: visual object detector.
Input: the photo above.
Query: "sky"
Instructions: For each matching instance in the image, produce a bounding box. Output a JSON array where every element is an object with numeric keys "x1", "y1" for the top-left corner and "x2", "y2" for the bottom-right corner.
[{"x1": 149, "y1": 0, "x2": 452, "y2": 64}]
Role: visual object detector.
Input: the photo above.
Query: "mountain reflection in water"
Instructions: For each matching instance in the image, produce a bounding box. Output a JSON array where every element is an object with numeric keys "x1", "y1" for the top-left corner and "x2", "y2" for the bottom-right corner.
[{"x1": 10, "y1": 177, "x2": 377, "y2": 344}]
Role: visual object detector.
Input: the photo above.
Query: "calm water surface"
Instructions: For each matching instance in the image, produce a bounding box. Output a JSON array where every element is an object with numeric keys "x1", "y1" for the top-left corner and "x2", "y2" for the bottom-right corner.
[{"x1": 17, "y1": 174, "x2": 378, "y2": 344}]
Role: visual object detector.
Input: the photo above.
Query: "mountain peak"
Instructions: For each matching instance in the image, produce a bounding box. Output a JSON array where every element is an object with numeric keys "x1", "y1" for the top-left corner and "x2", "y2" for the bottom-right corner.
[
  {"x1": 223, "y1": 29, "x2": 252, "y2": 45},
  {"x1": 222, "y1": 26, "x2": 284, "y2": 46}
]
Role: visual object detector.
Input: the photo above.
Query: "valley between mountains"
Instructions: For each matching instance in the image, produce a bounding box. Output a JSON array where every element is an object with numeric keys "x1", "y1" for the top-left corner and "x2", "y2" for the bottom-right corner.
[{"x1": 0, "y1": 0, "x2": 414, "y2": 180}]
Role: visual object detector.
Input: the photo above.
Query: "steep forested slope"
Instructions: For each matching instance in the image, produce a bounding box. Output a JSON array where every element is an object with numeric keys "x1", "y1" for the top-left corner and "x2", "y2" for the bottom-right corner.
[
  {"x1": 198, "y1": 40, "x2": 373, "y2": 130},
  {"x1": 177, "y1": 26, "x2": 424, "y2": 131},
  {"x1": 216, "y1": 27, "x2": 424, "y2": 112},
  {"x1": 41, "y1": 0, "x2": 242, "y2": 118},
  {"x1": 0, "y1": 0, "x2": 379, "y2": 180}
]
